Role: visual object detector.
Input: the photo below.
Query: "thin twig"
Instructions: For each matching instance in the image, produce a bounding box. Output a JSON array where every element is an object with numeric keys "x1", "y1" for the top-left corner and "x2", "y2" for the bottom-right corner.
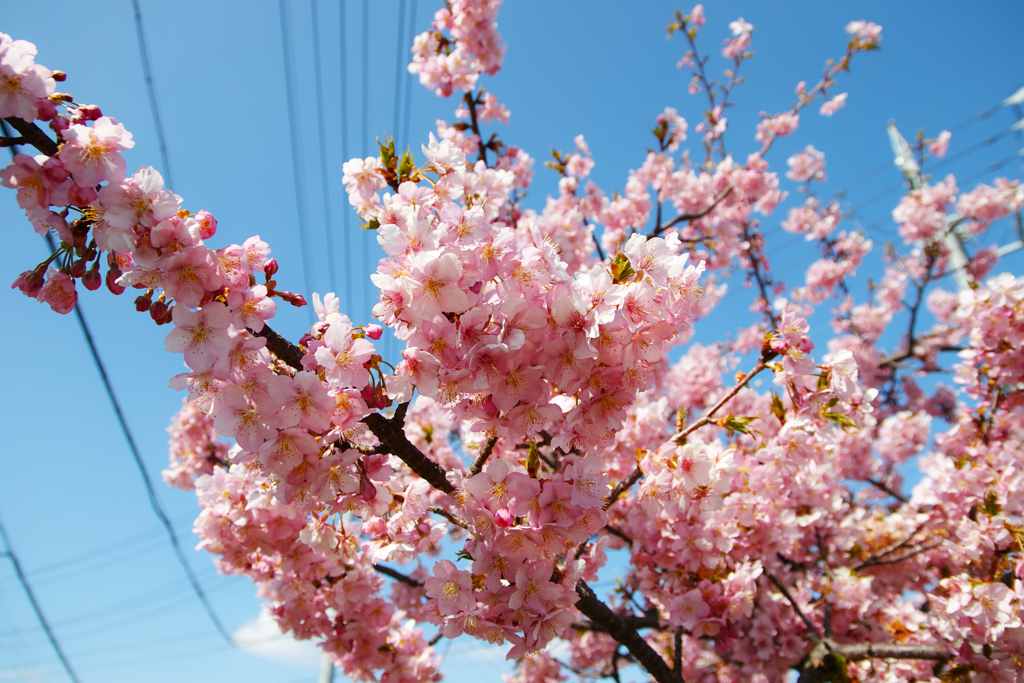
[{"x1": 467, "y1": 435, "x2": 498, "y2": 477}]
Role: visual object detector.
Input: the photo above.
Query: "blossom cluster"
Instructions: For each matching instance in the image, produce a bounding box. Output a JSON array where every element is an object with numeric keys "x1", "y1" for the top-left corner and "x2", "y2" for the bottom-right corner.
[{"x1": 5, "y1": 4, "x2": 1024, "y2": 683}]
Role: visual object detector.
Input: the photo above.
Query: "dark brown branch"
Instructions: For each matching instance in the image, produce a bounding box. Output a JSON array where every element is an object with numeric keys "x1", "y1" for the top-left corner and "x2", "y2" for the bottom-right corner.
[
  {"x1": 429, "y1": 505, "x2": 473, "y2": 532},
  {"x1": 829, "y1": 640, "x2": 951, "y2": 662},
  {"x1": 672, "y1": 626, "x2": 684, "y2": 683},
  {"x1": 652, "y1": 186, "x2": 734, "y2": 237},
  {"x1": 574, "y1": 580, "x2": 678, "y2": 683},
  {"x1": 363, "y1": 412, "x2": 455, "y2": 495},
  {"x1": 604, "y1": 358, "x2": 767, "y2": 512},
  {"x1": 467, "y1": 435, "x2": 498, "y2": 477},
  {"x1": 571, "y1": 613, "x2": 664, "y2": 633},
  {"x1": 866, "y1": 478, "x2": 909, "y2": 504},
  {"x1": 603, "y1": 525, "x2": 634, "y2": 547},
  {"x1": 251, "y1": 324, "x2": 306, "y2": 371},
  {"x1": 3, "y1": 117, "x2": 59, "y2": 156},
  {"x1": 767, "y1": 573, "x2": 825, "y2": 645},
  {"x1": 855, "y1": 542, "x2": 942, "y2": 571},
  {"x1": 254, "y1": 324, "x2": 454, "y2": 495},
  {"x1": 373, "y1": 564, "x2": 423, "y2": 588}
]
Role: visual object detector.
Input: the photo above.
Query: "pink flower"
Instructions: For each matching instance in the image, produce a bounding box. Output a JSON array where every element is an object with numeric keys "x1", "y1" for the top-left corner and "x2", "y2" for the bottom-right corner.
[
  {"x1": 36, "y1": 267, "x2": 76, "y2": 314},
  {"x1": 929, "y1": 130, "x2": 951, "y2": 158},
  {"x1": 819, "y1": 92, "x2": 847, "y2": 116},
  {"x1": 163, "y1": 302, "x2": 232, "y2": 373},
  {"x1": 846, "y1": 20, "x2": 882, "y2": 48},
  {"x1": 58, "y1": 117, "x2": 135, "y2": 187},
  {"x1": 424, "y1": 560, "x2": 474, "y2": 616},
  {"x1": 163, "y1": 246, "x2": 224, "y2": 308},
  {"x1": 0, "y1": 34, "x2": 55, "y2": 121},
  {"x1": 689, "y1": 5, "x2": 705, "y2": 27}
]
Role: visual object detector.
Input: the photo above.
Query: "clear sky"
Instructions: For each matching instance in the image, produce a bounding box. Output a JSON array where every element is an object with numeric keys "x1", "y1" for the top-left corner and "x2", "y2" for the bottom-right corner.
[{"x1": 1, "y1": 2, "x2": 1022, "y2": 682}]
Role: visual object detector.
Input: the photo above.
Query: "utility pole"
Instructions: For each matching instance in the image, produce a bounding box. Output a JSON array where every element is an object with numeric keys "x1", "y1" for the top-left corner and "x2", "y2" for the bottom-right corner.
[
  {"x1": 319, "y1": 653, "x2": 336, "y2": 683},
  {"x1": 886, "y1": 122, "x2": 973, "y2": 290}
]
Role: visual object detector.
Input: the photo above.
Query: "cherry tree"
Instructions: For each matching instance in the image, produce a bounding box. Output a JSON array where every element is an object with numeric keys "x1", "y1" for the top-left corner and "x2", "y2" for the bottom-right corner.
[{"x1": 3, "y1": 3, "x2": 1024, "y2": 682}]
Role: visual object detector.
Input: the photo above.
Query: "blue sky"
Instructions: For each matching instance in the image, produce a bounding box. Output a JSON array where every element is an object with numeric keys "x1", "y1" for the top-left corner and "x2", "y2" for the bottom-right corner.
[{"x1": 2, "y1": 2, "x2": 1022, "y2": 682}]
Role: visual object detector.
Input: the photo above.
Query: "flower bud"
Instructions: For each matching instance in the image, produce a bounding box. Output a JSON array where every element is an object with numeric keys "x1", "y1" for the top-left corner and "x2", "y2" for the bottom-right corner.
[
  {"x1": 51, "y1": 71, "x2": 67, "y2": 82},
  {"x1": 135, "y1": 293, "x2": 152, "y2": 312},
  {"x1": 264, "y1": 258, "x2": 279, "y2": 279},
  {"x1": 149, "y1": 299, "x2": 168, "y2": 322},
  {"x1": 105, "y1": 267, "x2": 125, "y2": 295},
  {"x1": 195, "y1": 209, "x2": 217, "y2": 239},
  {"x1": 69, "y1": 258, "x2": 87, "y2": 278},
  {"x1": 366, "y1": 324, "x2": 384, "y2": 340},
  {"x1": 83, "y1": 262, "x2": 102, "y2": 291}
]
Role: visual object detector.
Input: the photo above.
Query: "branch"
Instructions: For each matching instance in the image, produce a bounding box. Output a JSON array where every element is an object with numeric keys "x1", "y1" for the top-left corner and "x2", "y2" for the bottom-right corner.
[
  {"x1": 251, "y1": 324, "x2": 306, "y2": 371},
  {"x1": 254, "y1": 324, "x2": 455, "y2": 496},
  {"x1": 866, "y1": 478, "x2": 909, "y2": 504},
  {"x1": 574, "y1": 580, "x2": 678, "y2": 683},
  {"x1": 429, "y1": 505, "x2": 473, "y2": 532},
  {"x1": 829, "y1": 640, "x2": 952, "y2": 662},
  {"x1": 651, "y1": 186, "x2": 734, "y2": 237},
  {"x1": 363, "y1": 412, "x2": 455, "y2": 495},
  {"x1": 571, "y1": 613, "x2": 664, "y2": 633},
  {"x1": 855, "y1": 542, "x2": 942, "y2": 571},
  {"x1": 603, "y1": 358, "x2": 767, "y2": 511},
  {"x1": 373, "y1": 564, "x2": 423, "y2": 588},
  {"x1": 766, "y1": 573, "x2": 825, "y2": 645},
  {"x1": 3, "y1": 117, "x2": 59, "y2": 156},
  {"x1": 467, "y1": 435, "x2": 498, "y2": 477}
]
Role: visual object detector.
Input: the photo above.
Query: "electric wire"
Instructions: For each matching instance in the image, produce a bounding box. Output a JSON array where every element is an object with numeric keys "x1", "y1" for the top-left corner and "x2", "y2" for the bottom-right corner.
[
  {"x1": 362, "y1": 0, "x2": 371, "y2": 318},
  {"x1": 402, "y1": 0, "x2": 418, "y2": 150},
  {"x1": 311, "y1": 0, "x2": 339, "y2": 295},
  {"x1": 3, "y1": 123, "x2": 234, "y2": 646},
  {"x1": 392, "y1": 0, "x2": 408, "y2": 151},
  {"x1": 0, "y1": 513, "x2": 82, "y2": 683},
  {"x1": 279, "y1": 0, "x2": 317, "y2": 321},
  {"x1": 130, "y1": 0, "x2": 174, "y2": 189},
  {"x1": 340, "y1": 0, "x2": 354, "y2": 314}
]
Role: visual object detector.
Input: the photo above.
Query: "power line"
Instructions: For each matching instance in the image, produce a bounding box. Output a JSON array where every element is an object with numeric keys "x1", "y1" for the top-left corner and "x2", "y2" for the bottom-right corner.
[
  {"x1": 402, "y1": 0, "x2": 418, "y2": 150},
  {"x1": 362, "y1": 0, "x2": 371, "y2": 319},
  {"x1": 130, "y1": 0, "x2": 174, "y2": 190},
  {"x1": 280, "y1": 0, "x2": 317, "y2": 321},
  {"x1": 311, "y1": 0, "x2": 339, "y2": 295},
  {"x1": 392, "y1": 0, "x2": 408, "y2": 150},
  {"x1": 0, "y1": 512, "x2": 82, "y2": 683},
  {"x1": 340, "y1": 0, "x2": 354, "y2": 314},
  {"x1": 3, "y1": 123, "x2": 234, "y2": 646}
]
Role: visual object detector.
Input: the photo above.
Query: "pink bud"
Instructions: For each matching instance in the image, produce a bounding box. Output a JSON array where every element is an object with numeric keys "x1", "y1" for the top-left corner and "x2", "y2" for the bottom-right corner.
[
  {"x1": 82, "y1": 262, "x2": 102, "y2": 291},
  {"x1": 105, "y1": 267, "x2": 125, "y2": 295},
  {"x1": 366, "y1": 324, "x2": 384, "y2": 340},
  {"x1": 69, "y1": 258, "x2": 87, "y2": 278},
  {"x1": 35, "y1": 98, "x2": 58, "y2": 122},
  {"x1": 68, "y1": 184, "x2": 97, "y2": 207},
  {"x1": 51, "y1": 71, "x2": 67, "y2": 82},
  {"x1": 79, "y1": 104, "x2": 102, "y2": 121},
  {"x1": 149, "y1": 300, "x2": 168, "y2": 322},
  {"x1": 195, "y1": 209, "x2": 217, "y2": 239},
  {"x1": 264, "y1": 258, "x2": 279, "y2": 279},
  {"x1": 495, "y1": 508, "x2": 513, "y2": 528},
  {"x1": 49, "y1": 116, "x2": 70, "y2": 135}
]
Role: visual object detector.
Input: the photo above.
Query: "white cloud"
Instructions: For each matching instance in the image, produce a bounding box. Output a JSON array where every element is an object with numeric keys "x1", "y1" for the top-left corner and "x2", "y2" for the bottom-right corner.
[{"x1": 232, "y1": 608, "x2": 323, "y2": 667}]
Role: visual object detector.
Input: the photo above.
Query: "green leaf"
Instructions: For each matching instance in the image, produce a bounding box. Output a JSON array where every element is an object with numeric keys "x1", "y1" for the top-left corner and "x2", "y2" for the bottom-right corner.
[
  {"x1": 611, "y1": 253, "x2": 636, "y2": 284},
  {"x1": 716, "y1": 413, "x2": 759, "y2": 437},
  {"x1": 823, "y1": 412, "x2": 857, "y2": 432},
  {"x1": 983, "y1": 489, "x2": 1002, "y2": 517},
  {"x1": 455, "y1": 550, "x2": 474, "y2": 562},
  {"x1": 770, "y1": 391, "x2": 786, "y2": 425},
  {"x1": 361, "y1": 217, "x2": 381, "y2": 231}
]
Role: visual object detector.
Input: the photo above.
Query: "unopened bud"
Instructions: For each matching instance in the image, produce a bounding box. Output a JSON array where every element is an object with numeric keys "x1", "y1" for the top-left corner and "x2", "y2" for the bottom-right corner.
[
  {"x1": 149, "y1": 300, "x2": 168, "y2": 322},
  {"x1": 105, "y1": 267, "x2": 125, "y2": 295},
  {"x1": 82, "y1": 262, "x2": 102, "y2": 291},
  {"x1": 195, "y1": 209, "x2": 217, "y2": 239},
  {"x1": 366, "y1": 324, "x2": 384, "y2": 340},
  {"x1": 135, "y1": 293, "x2": 152, "y2": 312},
  {"x1": 264, "y1": 258, "x2": 279, "y2": 279},
  {"x1": 52, "y1": 71, "x2": 67, "y2": 82}
]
